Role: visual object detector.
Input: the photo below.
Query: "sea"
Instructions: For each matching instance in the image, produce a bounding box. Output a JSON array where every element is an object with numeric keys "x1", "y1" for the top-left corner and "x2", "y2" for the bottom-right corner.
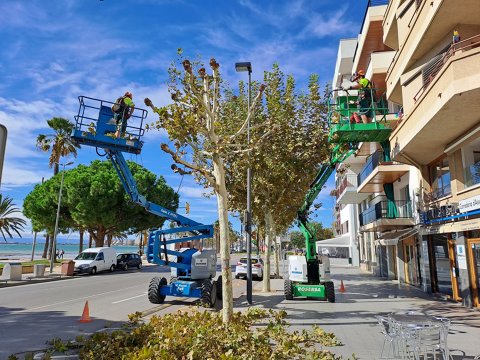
[{"x1": 0, "y1": 237, "x2": 143, "y2": 262}]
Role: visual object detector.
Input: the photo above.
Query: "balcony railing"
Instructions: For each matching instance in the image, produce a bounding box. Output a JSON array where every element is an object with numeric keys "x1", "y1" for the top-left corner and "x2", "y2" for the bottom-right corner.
[
  {"x1": 464, "y1": 163, "x2": 480, "y2": 188},
  {"x1": 414, "y1": 34, "x2": 480, "y2": 102},
  {"x1": 359, "y1": 200, "x2": 413, "y2": 227},
  {"x1": 357, "y1": 150, "x2": 384, "y2": 185},
  {"x1": 423, "y1": 186, "x2": 451, "y2": 203},
  {"x1": 337, "y1": 174, "x2": 358, "y2": 198}
]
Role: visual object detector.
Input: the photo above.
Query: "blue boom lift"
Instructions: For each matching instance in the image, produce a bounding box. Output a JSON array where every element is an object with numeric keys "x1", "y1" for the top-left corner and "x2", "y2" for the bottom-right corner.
[{"x1": 71, "y1": 96, "x2": 219, "y2": 307}]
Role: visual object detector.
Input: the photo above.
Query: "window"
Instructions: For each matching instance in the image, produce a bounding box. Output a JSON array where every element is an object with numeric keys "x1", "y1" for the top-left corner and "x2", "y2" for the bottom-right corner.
[
  {"x1": 462, "y1": 138, "x2": 480, "y2": 188},
  {"x1": 429, "y1": 157, "x2": 451, "y2": 199}
]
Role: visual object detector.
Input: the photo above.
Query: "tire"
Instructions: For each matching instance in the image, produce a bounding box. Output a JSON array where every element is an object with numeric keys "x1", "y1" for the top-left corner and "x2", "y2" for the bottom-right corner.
[
  {"x1": 137, "y1": 262, "x2": 142, "y2": 270},
  {"x1": 90, "y1": 267, "x2": 97, "y2": 275},
  {"x1": 148, "y1": 277, "x2": 167, "y2": 304},
  {"x1": 284, "y1": 279, "x2": 293, "y2": 300},
  {"x1": 123, "y1": 264, "x2": 128, "y2": 271},
  {"x1": 109, "y1": 265, "x2": 115, "y2": 272},
  {"x1": 235, "y1": 274, "x2": 240, "y2": 279},
  {"x1": 200, "y1": 279, "x2": 214, "y2": 308},
  {"x1": 216, "y1": 275, "x2": 222, "y2": 300},
  {"x1": 325, "y1": 281, "x2": 335, "y2": 303}
]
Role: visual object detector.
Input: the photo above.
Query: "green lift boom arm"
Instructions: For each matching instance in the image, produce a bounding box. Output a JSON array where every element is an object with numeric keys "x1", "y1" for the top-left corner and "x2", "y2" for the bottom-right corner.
[{"x1": 297, "y1": 145, "x2": 355, "y2": 263}]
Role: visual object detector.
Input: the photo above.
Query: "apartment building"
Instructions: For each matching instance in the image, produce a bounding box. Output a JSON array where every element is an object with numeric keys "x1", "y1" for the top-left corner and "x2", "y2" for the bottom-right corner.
[
  {"x1": 329, "y1": 0, "x2": 480, "y2": 308},
  {"x1": 384, "y1": 0, "x2": 480, "y2": 307}
]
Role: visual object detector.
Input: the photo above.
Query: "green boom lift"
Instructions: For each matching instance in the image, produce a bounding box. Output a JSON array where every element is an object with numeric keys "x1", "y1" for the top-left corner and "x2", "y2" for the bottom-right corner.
[{"x1": 284, "y1": 87, "x2": 393, "y2": 301}]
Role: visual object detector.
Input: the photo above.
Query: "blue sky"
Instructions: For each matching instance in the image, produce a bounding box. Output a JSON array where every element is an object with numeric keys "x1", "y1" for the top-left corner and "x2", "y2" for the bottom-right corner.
[{"x1": 0, "y1": 0, "x2": 365, "y2": 240}]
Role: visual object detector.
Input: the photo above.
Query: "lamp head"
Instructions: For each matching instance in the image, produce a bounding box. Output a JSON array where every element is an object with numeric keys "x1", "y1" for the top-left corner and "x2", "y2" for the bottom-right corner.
[{"x1": 235, "y1": 62, "x2": 252, "y2": 73}]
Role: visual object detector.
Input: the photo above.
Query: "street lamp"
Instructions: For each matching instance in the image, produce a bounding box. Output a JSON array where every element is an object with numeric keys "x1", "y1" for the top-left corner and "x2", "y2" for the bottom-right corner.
[
  {"x1": 49, "y1": 161, "x2": 74, "y2": 273},
  {"x1": 235, "y1": 61, "x2": 253, "y2": 305}
]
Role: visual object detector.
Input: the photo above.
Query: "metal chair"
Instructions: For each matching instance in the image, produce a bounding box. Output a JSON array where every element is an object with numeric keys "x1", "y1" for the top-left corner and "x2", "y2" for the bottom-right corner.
[
  {"x1": 376, "y1": 315, "x2": 401, "y2": 359},
  {"x1": 402, "y1": 324, "x2": 444, "y2": 360}
]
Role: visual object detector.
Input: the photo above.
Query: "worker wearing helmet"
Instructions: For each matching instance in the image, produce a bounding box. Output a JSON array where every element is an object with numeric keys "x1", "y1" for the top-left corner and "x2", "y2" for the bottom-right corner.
[
  {"x1": 349, "y1": 70, "x2": 373, "y2": 124},
  {"x1": 112, "y1": 91, "x2": 135, "y2": 138}
]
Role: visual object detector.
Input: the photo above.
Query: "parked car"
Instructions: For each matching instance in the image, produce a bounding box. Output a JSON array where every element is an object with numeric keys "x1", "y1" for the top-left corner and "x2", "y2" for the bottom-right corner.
[
  {"x1": 235, "y1": 256, "x2": 264, "y2": 280},
  {"x1": 73, "y1": 247, "x2": 117, "y2": 275},
  {"x1": 116, "y1": 253, "x2": 142, "y2": 271}
]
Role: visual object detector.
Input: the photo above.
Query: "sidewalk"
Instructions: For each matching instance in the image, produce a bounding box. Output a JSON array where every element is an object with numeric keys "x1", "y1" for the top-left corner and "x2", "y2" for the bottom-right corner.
[{"x1": 234, "y1": 266, "x2": 480, "y2": 360}]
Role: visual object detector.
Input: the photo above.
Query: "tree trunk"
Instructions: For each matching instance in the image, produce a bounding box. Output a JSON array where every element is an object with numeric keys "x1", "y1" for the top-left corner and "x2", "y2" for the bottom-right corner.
[
  {"x1": 107, "y1": 234, "x2": 112, "y2": 247},
  {"x1": 42, "y1": 234, "x2": 50, "y2": 259},
  {"x1": 88, "y1": 232, "x2": 93, "y2": 248},
  {"x1": 79, "y1": 229, "x2": 84, "y2": 254},
  {"x1": 274, "y1": 240, "x2": 280, "y2": 279},
  {"x1": 94, "y1": 227, "x2": 106, "y2": 247},
  {"x1": 262, "y1": 211, "x2": 274, "y2": 292},
  {"x1": 213, "y1": 154, "x2": 233, "y2": 323}
]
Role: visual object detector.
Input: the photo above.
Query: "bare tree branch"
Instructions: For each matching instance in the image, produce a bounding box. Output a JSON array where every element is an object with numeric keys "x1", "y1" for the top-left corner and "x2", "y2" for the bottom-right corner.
[{"x1": 161, "y1": 143, "x2": 218, "y2": 191}]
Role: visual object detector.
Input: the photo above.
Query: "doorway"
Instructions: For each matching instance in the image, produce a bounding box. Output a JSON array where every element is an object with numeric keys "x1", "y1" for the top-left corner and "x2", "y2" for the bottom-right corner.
[
  {"x1": 428, "y1": 233, "x2": 460, "y2": 299},
  {"x1": 403, "y1": 236, "x2": 420, "y2": 286},
  {"x1": 467, "y1": 237, "x2": 480, "y2": 307}
]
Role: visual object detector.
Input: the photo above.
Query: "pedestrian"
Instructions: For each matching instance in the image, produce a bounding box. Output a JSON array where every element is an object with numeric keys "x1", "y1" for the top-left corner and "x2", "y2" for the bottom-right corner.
[
  {"x1": 55, "y1": 249, "x2": 60, "y2": 260},
  {"x1": 60, "y1": 249, "x2": 64, "y2": 259},
  {"x1": 111, "y1": 91, "x2": 135, "y2": 138},
  {"x1": 349, "y1": 70, "x2": 374, "y2": 124},
  {"x1": 453, "y1": 29, "x2": 460, "y2": 44}
]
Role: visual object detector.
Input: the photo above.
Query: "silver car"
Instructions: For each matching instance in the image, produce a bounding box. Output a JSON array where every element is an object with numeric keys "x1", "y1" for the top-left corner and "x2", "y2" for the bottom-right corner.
[{"x1": 235, "y1": 256, "x2": 264, "y2": 280}]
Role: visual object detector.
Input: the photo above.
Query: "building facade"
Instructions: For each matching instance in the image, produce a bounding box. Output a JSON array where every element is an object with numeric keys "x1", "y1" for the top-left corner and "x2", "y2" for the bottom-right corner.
[{"x1": 330, "y1": 0, "x2": 480, "y2": 308}]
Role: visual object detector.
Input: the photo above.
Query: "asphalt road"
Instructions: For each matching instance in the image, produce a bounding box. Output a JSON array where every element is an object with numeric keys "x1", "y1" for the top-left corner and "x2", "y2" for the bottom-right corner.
[{"x1": 0, "y1": 254, "x2": 254, "y2": 359}]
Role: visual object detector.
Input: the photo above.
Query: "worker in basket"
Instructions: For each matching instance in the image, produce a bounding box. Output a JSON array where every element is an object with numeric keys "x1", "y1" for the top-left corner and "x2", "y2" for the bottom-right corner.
[
  {"x1": 348, "y1": 70, "x2": 374, "y2": 124},
  {"x1": 112, "y1": 91, "x2": 135, "y2": 138}
]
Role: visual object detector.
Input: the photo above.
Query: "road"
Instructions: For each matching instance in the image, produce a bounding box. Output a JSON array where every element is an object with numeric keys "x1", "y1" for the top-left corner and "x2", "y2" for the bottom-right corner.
[{"x1": 0, "y1": 255, "x2": 256, "y2": 359}]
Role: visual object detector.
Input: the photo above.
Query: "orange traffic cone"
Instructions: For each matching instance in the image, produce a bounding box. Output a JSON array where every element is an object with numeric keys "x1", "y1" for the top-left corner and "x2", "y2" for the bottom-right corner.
[
  {"x1": 79, "y1": 300, "x2": 92, "y2": 323},
  {"x1": 339, "y1": 280, "x2": 346, "y2": 293}
]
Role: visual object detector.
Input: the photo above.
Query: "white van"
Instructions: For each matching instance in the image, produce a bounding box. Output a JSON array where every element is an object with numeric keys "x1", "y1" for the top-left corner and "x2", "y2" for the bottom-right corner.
[{"x1": 73, "y1": 247, "x2": 117, "y2": 275}]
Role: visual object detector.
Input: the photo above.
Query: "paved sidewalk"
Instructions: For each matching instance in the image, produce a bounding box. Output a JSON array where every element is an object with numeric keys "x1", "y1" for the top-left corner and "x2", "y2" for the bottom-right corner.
[{"x1": 235, "y1": 266, "x2": 480, "y2": 360}]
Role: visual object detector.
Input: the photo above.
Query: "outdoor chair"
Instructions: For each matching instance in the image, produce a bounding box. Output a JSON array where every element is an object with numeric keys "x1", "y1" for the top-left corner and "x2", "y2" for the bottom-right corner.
[
  {"x1": 376, "y1": 315, "x2": 400, "y2": 359},
  {"x1": 401, "y1": 324, "x2": 445, "y2": 360}
]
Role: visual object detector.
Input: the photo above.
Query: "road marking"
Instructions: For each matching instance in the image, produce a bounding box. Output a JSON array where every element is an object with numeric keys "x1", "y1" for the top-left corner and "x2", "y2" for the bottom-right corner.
[
  {"x1": 9, "y1": 285, "x2": 147, "y2": 314},
  {"x1": 112, "y1": 292, "x2": 147, "y2": 304}
]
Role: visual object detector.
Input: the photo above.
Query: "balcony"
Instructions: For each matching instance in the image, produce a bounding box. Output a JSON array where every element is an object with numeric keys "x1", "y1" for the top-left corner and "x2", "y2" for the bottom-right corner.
[
  {"x1": 386, "y1": 0, "x2": 480, "y2": 103},
  {"x1": 359, "y1": 200, "x2": 415, "y2": 231},
  {"x1": 336, "y1": 174, "x2": 370, "y2": 205},
  {"x1": 353, "y1": 0, "x2": 392, "y2": 73},
  {"x1": 391, "y1": 37, "x2": 480, "y2": 164},
  {"x1": 357, "y1": 151, "x2": 410, "y2": 193}
]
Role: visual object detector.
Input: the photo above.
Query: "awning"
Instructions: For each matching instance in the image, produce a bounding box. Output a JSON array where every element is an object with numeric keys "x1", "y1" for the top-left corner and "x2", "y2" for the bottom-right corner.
[
  {"x1": 316, "y1": 234, "x2": 351, "y2": 248},
  {"x1": 375, "y1": 228, "x2": 418, "y2": 246}
]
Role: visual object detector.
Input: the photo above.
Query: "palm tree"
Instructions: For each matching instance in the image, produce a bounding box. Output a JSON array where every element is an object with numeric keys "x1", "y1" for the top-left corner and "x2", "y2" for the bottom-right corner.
[
  {"x1": 36, "y1": 117, "x2": 80, "y2": 257},
  {"x1": 0, "y1": 194, "x2": 27, "y2": 242},
  {"x1": 36, "y1": 117, "x2": 79, "y2": 175}
]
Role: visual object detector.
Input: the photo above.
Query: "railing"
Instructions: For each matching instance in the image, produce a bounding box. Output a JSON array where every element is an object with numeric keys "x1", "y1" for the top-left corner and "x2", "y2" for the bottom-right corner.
[
  {"x1": 464, "y1": 163, "x2": 480, "y2": 188},
  {"x1": 414, "y1": 34, "x2": 480, "y2": 102},
  {"x1": 328, "y1": 89, "x2": 393, "y2": 126},
  {"x1": 337, "y1": 174, "x2": 358, "y2": 198},
  {"x1": 357, "y1": 151, "x2": 384, "y2": 185},
  {"x1": 359, "y1": 200, "x2": 413, "y2": 226},
  {"x1": 423, "y1": 186, "x2": 451, "y2": 203}
]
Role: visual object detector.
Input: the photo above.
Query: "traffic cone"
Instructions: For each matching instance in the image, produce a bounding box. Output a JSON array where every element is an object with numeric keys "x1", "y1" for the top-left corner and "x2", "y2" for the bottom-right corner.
[
  {"x1": 79, "y1": 300, "x2": 92, "y2": 323},
  {"x1": 339, "y1": 280, "x2": 346, "y2": 293}
]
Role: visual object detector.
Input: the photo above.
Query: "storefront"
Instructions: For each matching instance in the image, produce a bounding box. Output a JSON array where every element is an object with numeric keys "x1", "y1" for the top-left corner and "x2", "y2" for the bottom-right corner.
[
  {"x1": 421, "y1": 217, "x2": 480, "y2": 306},
  {"x1": 466, "y1": 230, "x2": 480, "y2": 307}
]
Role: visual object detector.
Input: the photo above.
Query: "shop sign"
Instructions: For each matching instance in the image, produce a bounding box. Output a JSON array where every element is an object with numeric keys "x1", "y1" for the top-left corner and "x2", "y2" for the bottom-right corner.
[
  {"x1": 459, "y1": 195, "x2": 480, "y2": 213},
  {"x1": 456, "y1": 245, "x2": 467, "y2": 270}
]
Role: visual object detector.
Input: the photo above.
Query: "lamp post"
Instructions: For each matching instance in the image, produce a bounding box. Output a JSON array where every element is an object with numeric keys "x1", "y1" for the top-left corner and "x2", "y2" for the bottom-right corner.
[
  {"x1": 49, "y1": 161, "x2": 74, "y2": 273},
  {"x1": 235, "y1": 61, "x2": 253, "y2": 305}
]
